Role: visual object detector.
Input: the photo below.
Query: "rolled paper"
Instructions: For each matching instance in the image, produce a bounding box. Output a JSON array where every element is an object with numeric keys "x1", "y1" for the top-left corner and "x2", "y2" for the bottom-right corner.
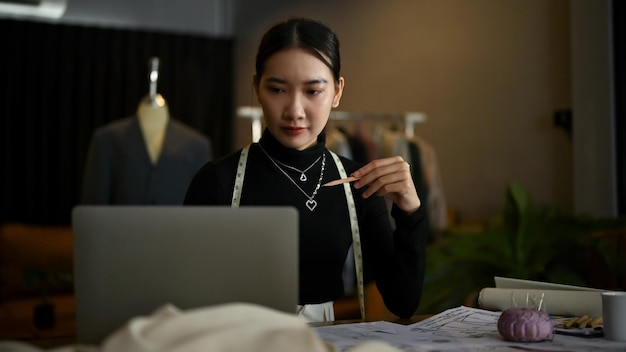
[{"x1": 478, "y1": 288, "x2": 603, "y2": 317}]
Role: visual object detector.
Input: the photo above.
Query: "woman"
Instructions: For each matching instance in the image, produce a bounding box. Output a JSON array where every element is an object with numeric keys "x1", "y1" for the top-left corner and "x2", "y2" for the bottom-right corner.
[{"x1": 184, "y1": 17, "x2": 427, "y2": 322}]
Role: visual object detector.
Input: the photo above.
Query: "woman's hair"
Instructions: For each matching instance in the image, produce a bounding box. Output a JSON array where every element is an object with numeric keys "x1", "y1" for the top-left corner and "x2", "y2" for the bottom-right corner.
[{"x1": 255, "y1": 17, "x2": 341, "y2": 83}]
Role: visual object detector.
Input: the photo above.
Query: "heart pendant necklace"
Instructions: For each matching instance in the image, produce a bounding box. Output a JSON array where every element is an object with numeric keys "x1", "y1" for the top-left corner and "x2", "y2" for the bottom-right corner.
[{"x1": 258, "y1": 144, "x2": 326, "y2": 211}]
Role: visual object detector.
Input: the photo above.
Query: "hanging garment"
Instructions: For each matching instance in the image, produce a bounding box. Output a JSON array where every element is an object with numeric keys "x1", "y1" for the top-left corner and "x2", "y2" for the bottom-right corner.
[{"x1": 411, "y1": 135, "x2": 448, "y2": 232}]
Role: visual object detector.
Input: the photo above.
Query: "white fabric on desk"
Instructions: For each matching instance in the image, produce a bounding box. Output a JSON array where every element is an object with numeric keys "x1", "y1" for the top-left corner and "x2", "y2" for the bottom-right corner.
[{"x1": 101, "y1": 303, "x2": 331, "y2": 352}]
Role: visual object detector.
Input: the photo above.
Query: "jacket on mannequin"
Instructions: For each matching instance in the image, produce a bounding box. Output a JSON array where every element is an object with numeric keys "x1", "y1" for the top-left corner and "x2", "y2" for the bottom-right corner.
[{"x1": 81, "y1": 98, "x2": 212, "y2": 205}]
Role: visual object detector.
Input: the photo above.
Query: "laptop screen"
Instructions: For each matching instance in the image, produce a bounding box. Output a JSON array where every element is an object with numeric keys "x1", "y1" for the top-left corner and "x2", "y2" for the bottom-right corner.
[{"x1": 72, "y1": 205, "x2": 299, "y2": 344}]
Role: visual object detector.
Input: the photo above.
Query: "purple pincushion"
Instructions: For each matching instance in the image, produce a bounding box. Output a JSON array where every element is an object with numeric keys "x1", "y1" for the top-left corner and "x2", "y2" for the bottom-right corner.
[{"x1": 497, "y1": 307, "x2": 554, "y2": 342}]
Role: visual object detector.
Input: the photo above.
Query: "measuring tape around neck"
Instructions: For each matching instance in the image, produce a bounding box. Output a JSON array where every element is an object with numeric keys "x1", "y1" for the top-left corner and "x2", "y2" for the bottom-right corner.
[{"x1": 328, "y1": 150, "x2": 365, "y2": 320}]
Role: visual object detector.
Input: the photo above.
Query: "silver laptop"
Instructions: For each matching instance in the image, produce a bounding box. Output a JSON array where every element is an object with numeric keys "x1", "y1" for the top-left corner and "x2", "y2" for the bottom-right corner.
[{"x1": 72, "y1": 205, "x2": 299, "y2": 344}]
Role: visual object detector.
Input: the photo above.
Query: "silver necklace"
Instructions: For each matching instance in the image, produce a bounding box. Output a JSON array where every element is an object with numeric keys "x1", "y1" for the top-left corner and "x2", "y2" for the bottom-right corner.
[
  {"x1": 273, "y1": 155, "x2": 322, "y2": 182},
  {"x1": 258, "y1": 144, "x2": 326, "y2": 211}
]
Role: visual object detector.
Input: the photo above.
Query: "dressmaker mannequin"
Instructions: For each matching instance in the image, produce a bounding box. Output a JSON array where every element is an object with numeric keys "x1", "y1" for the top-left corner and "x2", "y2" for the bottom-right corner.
[
  {"x1": 138, "y1": 58, "x2": 169, "y2": 164},
  {"x1": 81, "y1": 57, "x2": 213, "y2": 205},
  {"x1": 138, "y1": 94, "x2": 169, "y2": 164}
]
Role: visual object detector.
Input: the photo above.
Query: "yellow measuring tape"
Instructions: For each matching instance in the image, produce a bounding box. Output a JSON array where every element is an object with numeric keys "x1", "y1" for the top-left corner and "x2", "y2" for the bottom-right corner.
[{"x1": 328, "y1": 150, "x2": 365, "y2": 320}]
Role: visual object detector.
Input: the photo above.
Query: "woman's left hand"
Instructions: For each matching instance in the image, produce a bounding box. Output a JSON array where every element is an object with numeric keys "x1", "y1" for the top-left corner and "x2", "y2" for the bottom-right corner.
[{"x1": 351, "y1": 156, "x2": 421, "y2": 214}]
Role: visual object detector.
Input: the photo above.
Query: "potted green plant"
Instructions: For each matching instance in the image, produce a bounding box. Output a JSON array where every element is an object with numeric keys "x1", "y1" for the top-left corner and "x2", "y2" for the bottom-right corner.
[
  {"x1": 23, "y1": 267, "x2": 72, "y2": 329},
  {"x1": 416, "y1": 181, "x2": 626, "y2": 315}
]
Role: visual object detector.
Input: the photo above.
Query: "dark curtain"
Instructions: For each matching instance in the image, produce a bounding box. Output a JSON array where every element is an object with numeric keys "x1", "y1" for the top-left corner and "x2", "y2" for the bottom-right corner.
[
  {"x1": 615, "y1": 1, "x2": 626, "y2": 215},
  {"x1": 0, "y1": 19, "x2": 234, "y2": 225}
]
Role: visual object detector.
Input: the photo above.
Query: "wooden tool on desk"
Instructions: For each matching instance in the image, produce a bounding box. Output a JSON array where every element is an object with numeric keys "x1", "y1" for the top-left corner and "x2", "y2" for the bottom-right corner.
[
  {"x1": 563, "y1": 315, "x2": 603, "y2": 329},
  {"x1": 322, "y1": 176, "x2": 360, "y2": 187}
]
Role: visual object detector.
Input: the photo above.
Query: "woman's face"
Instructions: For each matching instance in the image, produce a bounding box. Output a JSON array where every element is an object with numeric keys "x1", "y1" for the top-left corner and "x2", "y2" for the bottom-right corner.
[{"x1": 255, "y1": 48, "x2": 344, "y2": 151}]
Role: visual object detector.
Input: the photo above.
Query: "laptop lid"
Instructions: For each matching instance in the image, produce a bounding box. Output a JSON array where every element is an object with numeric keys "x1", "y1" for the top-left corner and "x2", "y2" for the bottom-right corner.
[{"x1": 72, "y1": 205, "x2": 299, "y2": 344}]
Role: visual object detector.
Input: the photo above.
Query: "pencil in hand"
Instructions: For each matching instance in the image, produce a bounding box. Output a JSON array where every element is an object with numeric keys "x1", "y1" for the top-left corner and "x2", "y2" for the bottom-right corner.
[{"x1": 322, "y1": 176, "x2": 360, "y2": 187}]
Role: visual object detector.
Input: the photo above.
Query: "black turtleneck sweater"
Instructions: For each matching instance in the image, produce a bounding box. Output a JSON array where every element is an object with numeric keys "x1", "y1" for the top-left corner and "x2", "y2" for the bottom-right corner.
[{"x1": 184, "y1": 129, "x2": 427, "y2": 318}]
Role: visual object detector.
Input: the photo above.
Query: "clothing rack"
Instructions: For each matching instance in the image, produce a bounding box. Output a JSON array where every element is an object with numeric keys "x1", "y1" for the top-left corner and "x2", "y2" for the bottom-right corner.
[{"x1": 237, "y1": 106, "x2": 427, "y2": 142}]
